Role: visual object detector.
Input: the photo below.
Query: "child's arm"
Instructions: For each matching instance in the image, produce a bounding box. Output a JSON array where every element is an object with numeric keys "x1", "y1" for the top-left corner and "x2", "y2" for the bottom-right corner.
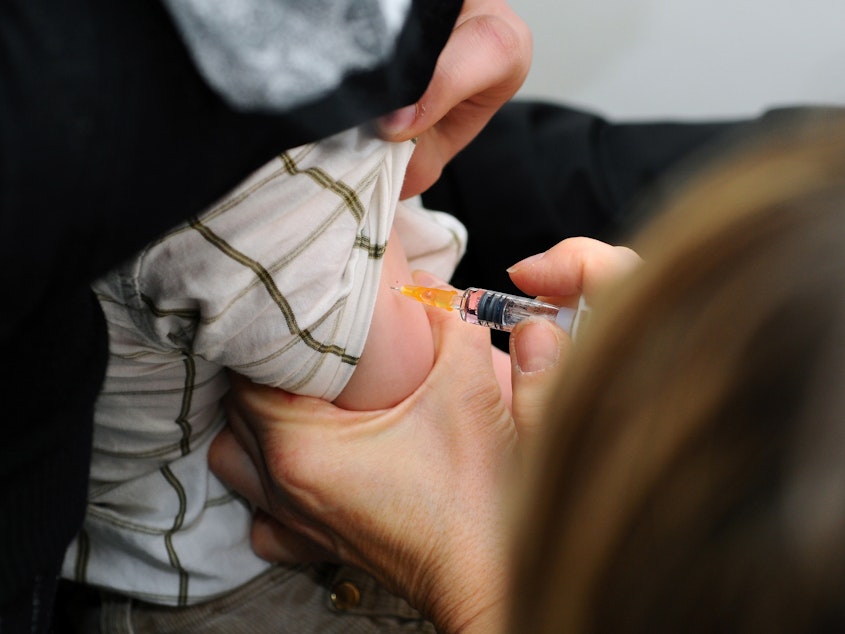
[
  {"x1": 334, "y1": 227, "x2": 513, "y2": 411},
  {"x1": 333, "y1": 227, "x2": 433, "y2": 410}
]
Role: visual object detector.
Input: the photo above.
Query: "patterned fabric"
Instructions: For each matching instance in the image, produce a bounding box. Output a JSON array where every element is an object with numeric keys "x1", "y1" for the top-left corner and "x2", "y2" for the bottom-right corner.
[{"x1": 61, "y1": 127, "x2": 467, "y2": 606}]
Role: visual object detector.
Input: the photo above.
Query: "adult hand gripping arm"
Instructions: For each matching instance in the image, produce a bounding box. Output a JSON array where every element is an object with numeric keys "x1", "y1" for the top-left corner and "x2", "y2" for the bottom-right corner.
[{"x1": 209, "y1": 238, "x2": 640, "y2": 633}]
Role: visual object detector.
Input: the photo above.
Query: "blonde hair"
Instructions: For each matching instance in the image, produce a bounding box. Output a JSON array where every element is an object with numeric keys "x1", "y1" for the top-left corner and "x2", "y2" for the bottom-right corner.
[{"x1": 512, "y1": 112, "x2": 845, "y2": 633}]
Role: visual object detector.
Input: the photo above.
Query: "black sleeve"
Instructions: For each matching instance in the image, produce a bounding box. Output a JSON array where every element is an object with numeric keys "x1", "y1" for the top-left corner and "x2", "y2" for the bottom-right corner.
[
  {"x1": 423, "y1": 101, "x2": 746, "y2": 296},
  {"x1": 0, "y1": 0, "x2": 460, "y2": 619},
  {"x1": 1, "y1": 0, "x2": 460, "y2": 294}
]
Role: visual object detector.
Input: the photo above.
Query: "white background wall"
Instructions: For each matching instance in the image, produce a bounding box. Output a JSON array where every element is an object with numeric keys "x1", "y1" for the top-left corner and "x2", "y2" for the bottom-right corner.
[{"x1": 514, "y1": 0, "x2": 845, "y2": 121}]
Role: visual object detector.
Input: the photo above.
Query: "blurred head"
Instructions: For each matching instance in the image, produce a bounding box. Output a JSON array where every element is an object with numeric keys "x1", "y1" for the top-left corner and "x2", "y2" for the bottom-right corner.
[{"x1": 512, "y1": 112, "x2": 845, "y2": 633}]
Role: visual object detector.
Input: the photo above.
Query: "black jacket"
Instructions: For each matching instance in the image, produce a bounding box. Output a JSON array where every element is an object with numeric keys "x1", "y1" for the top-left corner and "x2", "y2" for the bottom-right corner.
[{"x1": 0, "y1": 0, "x2": 460, "y2": 618}]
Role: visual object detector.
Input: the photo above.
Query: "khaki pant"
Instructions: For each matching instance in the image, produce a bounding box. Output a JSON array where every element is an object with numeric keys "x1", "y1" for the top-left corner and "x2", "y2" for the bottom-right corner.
[{"x1": 57, "y1": 564, "x2": 435, "y2": 633}]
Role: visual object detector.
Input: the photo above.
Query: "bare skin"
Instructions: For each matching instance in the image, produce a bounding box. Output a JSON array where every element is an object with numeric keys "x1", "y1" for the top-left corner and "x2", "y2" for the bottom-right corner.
[
  {"x1": 376, "y1": 0, "x2": 533, "y2": 199},
  {"x1": 210, "y1": 238, "x2": 641, "y2": 633}
]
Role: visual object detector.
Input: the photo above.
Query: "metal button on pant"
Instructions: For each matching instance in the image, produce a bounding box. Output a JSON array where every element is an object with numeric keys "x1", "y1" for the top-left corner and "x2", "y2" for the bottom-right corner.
[{"x1": 330, "y1": 580, "x2": 361, "y2": 611}]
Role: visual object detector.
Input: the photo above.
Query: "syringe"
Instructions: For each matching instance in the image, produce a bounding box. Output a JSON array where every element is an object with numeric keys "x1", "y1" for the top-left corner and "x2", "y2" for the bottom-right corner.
[{"x1": 392, "y1": 285, "x2": 590, "y2": 338}]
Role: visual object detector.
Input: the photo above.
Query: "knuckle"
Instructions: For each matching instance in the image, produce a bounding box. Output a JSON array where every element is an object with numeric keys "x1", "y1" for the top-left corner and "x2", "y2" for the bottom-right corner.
[
  {"x1": 251, "y1": 539, "x2": 275, "y2": 562},
  {"x1": 469, "y1": 13, "x2": 532, "y2": 69},
  {"x1": 263, "y1": 436, "x2": 325, "y2": 500},
  {"x1": 250, "y1": 524, "x2": 275, "y2": 561}
]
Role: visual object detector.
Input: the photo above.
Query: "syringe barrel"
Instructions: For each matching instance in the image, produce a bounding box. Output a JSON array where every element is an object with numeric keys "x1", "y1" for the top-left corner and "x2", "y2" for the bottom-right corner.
[{"x1": 459, "y1": 288, "x2": 563, "y2": 332}]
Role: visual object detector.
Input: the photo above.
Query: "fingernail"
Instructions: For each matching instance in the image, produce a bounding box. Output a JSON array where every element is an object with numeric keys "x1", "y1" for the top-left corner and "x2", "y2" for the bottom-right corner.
[
  {"x1": 411, "y1": 269, "x2": 447, "y2": 288},
  {"x1": 514, "y1": 321, "x2": 560, "y2": 373},
  {"x1": 506, "y1": 251, "x2": 546, "y2": 274},
  {"x1": 377, "y1": 104, "x2": 417, "y2": 136}
]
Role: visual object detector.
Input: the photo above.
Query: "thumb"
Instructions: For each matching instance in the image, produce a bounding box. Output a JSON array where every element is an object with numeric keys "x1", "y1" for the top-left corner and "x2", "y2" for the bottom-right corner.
[{"x1": 509, "y1": 319, "x2": 570, "y2": 444}]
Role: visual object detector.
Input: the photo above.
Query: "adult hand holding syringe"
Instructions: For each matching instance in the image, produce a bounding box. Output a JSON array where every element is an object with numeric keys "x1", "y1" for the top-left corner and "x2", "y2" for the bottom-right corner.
[{"x1": 209, "y1": 238, "x2": 642, "y2": 631}]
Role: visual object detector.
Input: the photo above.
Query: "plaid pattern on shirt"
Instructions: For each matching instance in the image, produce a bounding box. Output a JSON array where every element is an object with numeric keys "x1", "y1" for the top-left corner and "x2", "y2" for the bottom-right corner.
[{"x1": 61, "y1": 127, "x2": 467, "y2": 606}]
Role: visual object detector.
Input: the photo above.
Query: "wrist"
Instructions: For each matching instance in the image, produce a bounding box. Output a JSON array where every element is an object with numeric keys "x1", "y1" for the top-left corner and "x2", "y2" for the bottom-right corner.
[
  {"x1": 421, "y1": 532, "x2": 510, "y2": 634},
  {"x1": 430, "y1": 581, "x2": 507, "y2": 634},
  {"x1": 449, "y1": 593, "x2": 507, "y2": 634}
]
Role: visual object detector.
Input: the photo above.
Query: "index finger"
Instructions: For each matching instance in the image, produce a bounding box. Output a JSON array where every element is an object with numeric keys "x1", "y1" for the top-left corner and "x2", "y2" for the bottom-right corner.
[{"x1": 507, "y1": 237, "x2": 641, "y2": 301}]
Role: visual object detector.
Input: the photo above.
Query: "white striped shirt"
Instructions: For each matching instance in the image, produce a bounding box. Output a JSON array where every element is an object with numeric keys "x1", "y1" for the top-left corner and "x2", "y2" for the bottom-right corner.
[{"x1": 62, "y1": 127, "x2": 467, "y2": 605}]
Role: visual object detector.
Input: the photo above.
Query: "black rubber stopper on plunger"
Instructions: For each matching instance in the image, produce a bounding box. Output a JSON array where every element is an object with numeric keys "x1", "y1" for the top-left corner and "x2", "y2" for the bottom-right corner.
[{"x1": 476, "y1": 292, "x2": 507, "y2": 325}]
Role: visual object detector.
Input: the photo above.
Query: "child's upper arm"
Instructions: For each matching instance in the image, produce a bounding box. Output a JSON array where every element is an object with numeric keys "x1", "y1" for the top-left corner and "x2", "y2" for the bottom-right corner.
[{"x1": 333, "y1": 227, "x2": 435, "y2": 410}]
